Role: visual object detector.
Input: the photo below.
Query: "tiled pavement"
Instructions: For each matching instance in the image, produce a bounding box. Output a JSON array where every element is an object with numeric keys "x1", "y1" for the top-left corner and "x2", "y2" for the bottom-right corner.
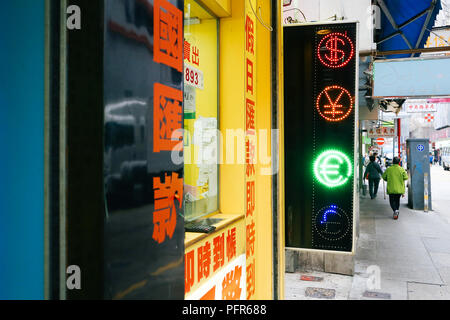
[{"x1": 285, "y1": 165, "x2": 450, "y2": 300}]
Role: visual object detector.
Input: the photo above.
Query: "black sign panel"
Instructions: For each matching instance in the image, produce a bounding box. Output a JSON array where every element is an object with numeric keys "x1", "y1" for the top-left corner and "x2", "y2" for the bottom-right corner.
[
  {"x1": 104, "y1": 0, "x2": 185, "y2": 299},
  {"x1": 284, "y1": 23, "x2": 357, "y2": 252}
]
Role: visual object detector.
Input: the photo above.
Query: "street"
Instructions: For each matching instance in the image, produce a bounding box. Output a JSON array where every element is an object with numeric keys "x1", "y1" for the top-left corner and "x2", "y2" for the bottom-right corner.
[
  {"x1": 286, "y1": 164, "x2": 450, "y2": 300},
  {"x1": 431, "y1": 164, "x2": 450, "y2": 225}
]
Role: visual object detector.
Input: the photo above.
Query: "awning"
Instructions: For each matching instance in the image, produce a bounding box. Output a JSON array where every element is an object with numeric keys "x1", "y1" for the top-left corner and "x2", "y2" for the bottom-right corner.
[{"x1": 376, "y1": 0, "x2": 442, "y2": 58}]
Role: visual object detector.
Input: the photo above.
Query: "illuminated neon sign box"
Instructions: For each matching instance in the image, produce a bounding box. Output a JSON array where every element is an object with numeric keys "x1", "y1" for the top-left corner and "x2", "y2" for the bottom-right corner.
[{"x1": 284, "y1": 22, "x2": 358, "y2": 252}]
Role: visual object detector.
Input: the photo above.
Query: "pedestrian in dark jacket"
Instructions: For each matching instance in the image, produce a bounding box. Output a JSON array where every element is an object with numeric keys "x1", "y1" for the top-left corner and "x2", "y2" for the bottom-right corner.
[{"x1": 364, "y1": 155, "x2": 384, "y2": 199}]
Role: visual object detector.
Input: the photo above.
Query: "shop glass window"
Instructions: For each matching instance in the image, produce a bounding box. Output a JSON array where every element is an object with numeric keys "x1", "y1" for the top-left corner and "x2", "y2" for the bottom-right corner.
[{"x1": 183, "y1": 0, "x2": 219, "y2": 221}]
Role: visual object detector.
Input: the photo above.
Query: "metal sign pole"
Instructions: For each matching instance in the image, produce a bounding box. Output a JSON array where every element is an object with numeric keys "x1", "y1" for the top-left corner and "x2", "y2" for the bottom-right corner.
[{"x1": 424, "y1": 172, "x2": 429, "y2": 212}]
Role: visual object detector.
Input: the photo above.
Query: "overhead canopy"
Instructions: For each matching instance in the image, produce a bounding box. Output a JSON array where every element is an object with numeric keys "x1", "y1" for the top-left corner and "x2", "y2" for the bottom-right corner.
[
  {"x1": 376, "y1": 0, "x2": 442, "y2": 58},
  {"x1": 373, "y1": 56, "x2": 450, "y2": 98}
]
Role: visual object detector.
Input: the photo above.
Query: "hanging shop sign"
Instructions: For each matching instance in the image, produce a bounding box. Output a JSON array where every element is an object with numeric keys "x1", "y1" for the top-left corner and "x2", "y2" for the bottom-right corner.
[
  {"x1": 405, "y1": 100, "x2": 437, "y2": 113},
  {"x1": 373, "y1": 57, "x2": 450, "y2": 98},
  {"x1": 284, "y1": 22, "x2": 358, "y2": 252},
  {"x1": 367, "y1": 126, "x2": 397, "y2": 138}
]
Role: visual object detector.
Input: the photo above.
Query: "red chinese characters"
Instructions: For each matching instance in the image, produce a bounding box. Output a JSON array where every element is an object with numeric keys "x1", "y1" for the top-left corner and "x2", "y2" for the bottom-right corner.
[
  {"x1": 246, "y1": 140, "x2": 256, "y2": 177},
  {"x1": 226, "y1": 228, "x2": 237, "y2": 262},
  {"x1": 183, "y1": 39, "x2": 200, "y2": 66},
  {"x1": 244, "y1": 10, "x2": 257, "y2": 300},
  {"x1": 152, "y1": 0, "x2": 184, "y2": 248},
  {"x1": 185, "y1": 250, "x2": 195, "y2": 294},
  {"x1": 154, "y1": 0, "x2": 183, "y2": 72},
  {"x1": 184, "y1": 40, "x2": 191, "y2": 62},
  {"x1": 246, "y1": 58, "x2": 254, "y2": 95},
  {"x1": 222, "y1": 265, "x2": 242, "y2": 300},
  {"x1": 152, "y1": 172, "x2": 183, "y2": 244},
  {"x1": 246, "y1": 99, "x2": 255, "y2": 132},
  {"x1": 246, "y1": 262, "x2": 255, "y2": 300},
  {"x1": 153, "y1": 83, "x2": 183, "y2": 153},
  {"x1": 184, "y1": 228, "x2": 238, "y2": 298},
  {"x1": 213, "y1": 234, "x2": 225, "y2": 272},
  {"x1": 246, "y1": 221, "x2": 255, "y2": 259},
  {"x1": 200, "y1": 286, "x2": 216, "y2": 300},
  {"x1": 245, "y1": 15, "x2": 255, "y2": 55},
  {"x1": 192, "y1": 46, "x2": 200, "y2": 66},
  {"x1": 198, "y1": 241, "x2": 212, "y2": 281},
  {"x1": 246, "y1": 181, "x2": 255, "y2": 217}
]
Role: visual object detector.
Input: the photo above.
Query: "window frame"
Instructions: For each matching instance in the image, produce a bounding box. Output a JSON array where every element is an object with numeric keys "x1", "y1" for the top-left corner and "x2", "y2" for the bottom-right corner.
[{"x1": 183, "y1": 0, "x2": 221, "y2": 223}]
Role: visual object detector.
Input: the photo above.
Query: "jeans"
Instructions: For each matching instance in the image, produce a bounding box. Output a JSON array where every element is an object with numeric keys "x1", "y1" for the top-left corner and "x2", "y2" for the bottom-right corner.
[
  {"x1": 368, "y1": 178, "x2": 380, "y2": 199},
  {"x1": 389, "y1": 194, "x2": 402, "y2": 212}
]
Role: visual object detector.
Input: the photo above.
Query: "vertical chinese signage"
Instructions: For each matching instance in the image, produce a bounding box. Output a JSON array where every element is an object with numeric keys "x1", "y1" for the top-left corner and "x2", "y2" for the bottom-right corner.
[
  {"x1": 104, "y1": 0, "x2": 184, "y2": 299},
  {"x1": 245, "y1": 0, "x2": 257, "y2": 299},
  {"x1": 284, "y1": 23, "x2": 358, "y2": 252}
]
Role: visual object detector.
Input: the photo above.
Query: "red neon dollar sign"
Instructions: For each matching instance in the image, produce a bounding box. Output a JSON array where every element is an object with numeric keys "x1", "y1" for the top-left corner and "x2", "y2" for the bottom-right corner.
[
  {"x1": 325, "y1": 35, "x2": 345, "y2": 65},
  {"x1": 317, "y1": 32, "x2": 354, "y2": 69}
]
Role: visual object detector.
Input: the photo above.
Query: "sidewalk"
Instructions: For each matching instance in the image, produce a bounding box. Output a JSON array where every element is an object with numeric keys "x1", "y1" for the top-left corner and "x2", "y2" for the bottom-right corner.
[{"x1": 285, "y1": 166, "x2": 450, "y2": 300}]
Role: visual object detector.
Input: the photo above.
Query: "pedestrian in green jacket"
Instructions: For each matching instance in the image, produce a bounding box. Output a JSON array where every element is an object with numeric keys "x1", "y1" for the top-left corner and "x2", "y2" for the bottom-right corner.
[{"x1": 382, "y1": 157, "x2": 408, "y2": 220}]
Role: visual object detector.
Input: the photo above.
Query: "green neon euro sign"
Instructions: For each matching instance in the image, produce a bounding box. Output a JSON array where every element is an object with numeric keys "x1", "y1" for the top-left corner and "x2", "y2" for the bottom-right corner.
[{"x1": 313, "y1": 150, "x2": 352, "y2": 188}]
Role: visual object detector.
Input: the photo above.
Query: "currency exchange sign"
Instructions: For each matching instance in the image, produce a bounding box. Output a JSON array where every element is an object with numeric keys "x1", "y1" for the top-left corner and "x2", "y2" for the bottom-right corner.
[{"x1": 284, "y1": 22, "x2": 357, "y2": 252}]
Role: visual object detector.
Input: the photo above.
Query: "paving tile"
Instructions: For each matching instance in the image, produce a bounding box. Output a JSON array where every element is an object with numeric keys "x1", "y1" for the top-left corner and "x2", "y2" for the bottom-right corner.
[
  {"x1": 437, "y1": 267, "x2": 450, "y2": 286},
  {"x1": 379, "y1": 265, "x2": 443, "y2": 285},
  {"x1": 362, "y1": 291, "x2": 391, "y2": 299},
  {"x1": 355, "y1": 246, "x2": 376, "y2": 262},
  {"x1": 374, "y1": 247, "x2": 434, "y2": 268},
  {"x1": 429, "y1": 252, "x2": 450, "y2": 268},
  {"x1": 286, "y1": 167, "x2": 450, "y2": 300},
  {"x1": 359, "y1": 220, "x2": 376, "y2": 234},
  {"x1": 284, "y1": 271, "x2": 352, "y2": 300},
  {"x1": 356, "y1": 235, "x2": 377, "y2": 250},
  {"x1": 349, "y1": 274, "x2": 407, "y2": 300},
  {"x1": 407, "y1": 282, "x2": 450, "y2": 300},
  {"x1": 422, "y1": 237, "x2": 450, "y2": 254}
]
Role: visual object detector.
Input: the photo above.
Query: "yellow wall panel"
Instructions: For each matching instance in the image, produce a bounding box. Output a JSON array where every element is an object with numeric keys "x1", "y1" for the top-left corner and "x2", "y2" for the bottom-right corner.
[
  {"x1": 219, "y1": 0, "x2": 245, "y2": 215},
  {"x1": 184, "y1": 0, "x2": 283, "y2": 301},
  {"x1": 254, "y1": 0, "x2": 273, "y2": 300}
]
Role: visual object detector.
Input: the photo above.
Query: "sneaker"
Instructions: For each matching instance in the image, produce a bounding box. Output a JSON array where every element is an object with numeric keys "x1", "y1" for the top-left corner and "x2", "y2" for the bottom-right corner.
[{"x1": 393, "y1": 210, "x2": 399, "y2": 220}]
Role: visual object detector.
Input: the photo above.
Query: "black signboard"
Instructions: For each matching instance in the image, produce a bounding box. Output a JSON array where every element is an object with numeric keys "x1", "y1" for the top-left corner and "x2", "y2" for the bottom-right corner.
[
  {"x1": 284, "y1": 23, "x2": 357, "y2": 252},
  {"x1": 104, "y1": 0, "x2": 185, "y2": 299}
]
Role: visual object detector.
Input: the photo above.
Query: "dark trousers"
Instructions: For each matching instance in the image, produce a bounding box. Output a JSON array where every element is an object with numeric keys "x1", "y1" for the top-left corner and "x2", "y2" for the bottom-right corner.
[
  {"x1": 368, "y1": 178, "x2": 380, "y2": 199},
  {"x1": 389, "y1": 194, "x2": 402, "y2": 212}
]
